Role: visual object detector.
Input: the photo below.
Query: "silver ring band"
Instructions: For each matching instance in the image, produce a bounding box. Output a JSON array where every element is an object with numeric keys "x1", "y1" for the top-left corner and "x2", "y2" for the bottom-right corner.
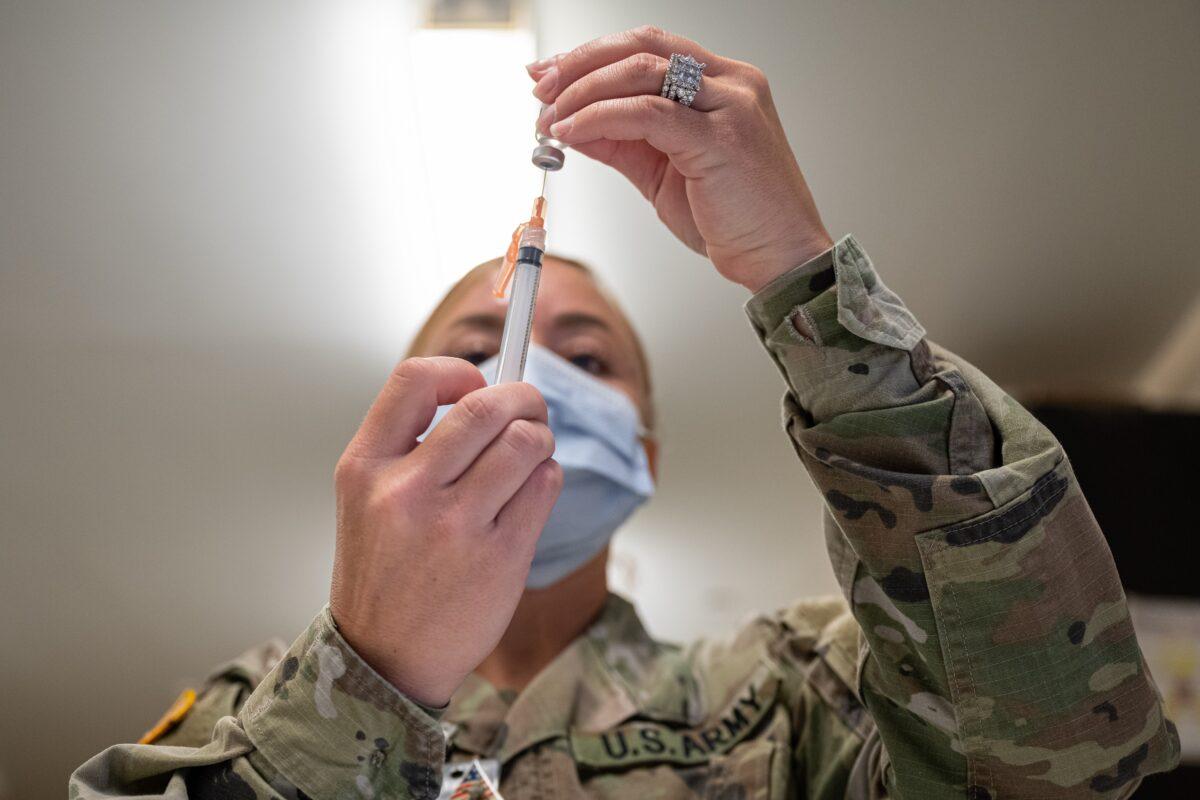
[{"x1": 660, "y1": 53, "x2": 705, "y2": 108}]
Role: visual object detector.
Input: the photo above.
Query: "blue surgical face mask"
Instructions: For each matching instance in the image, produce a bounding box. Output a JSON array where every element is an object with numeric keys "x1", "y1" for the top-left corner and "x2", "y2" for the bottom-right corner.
[{"x1": 422, "y1": 344, "x2": 655, "y2": 588}]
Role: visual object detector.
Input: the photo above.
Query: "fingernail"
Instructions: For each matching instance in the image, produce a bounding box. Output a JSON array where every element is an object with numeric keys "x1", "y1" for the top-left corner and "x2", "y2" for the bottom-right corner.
[
  {"x1": 525, "y1": 55, "x2": 557, "y2": 78},
  {"x1": 536, "y1": 103, "x2": 556, "y2": 134},
  {"x1": 549, "y1": 115, "x2": 573, "y2": 139},
  {"x1": 532, "y1": 66, "x2": 559, "y2": 101}
]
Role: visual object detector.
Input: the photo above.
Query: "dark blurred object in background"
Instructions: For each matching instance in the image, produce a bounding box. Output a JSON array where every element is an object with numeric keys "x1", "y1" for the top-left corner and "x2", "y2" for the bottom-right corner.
[{"x1": 1029, "y1": 402, "x2": 1200, "y2": 797}]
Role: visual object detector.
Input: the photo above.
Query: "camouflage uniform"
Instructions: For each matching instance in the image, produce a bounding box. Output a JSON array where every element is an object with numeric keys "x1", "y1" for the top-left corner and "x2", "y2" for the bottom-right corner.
[{"x1": 70, "y1": 236, "x2": 1180, "y2": 799}]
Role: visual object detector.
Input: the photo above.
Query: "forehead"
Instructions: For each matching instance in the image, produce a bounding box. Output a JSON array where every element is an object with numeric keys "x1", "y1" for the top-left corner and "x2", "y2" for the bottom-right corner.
[
  {"x1": 439, "y1": 259, "x2": 632, "y2": 337},
  {"x1": 422, "y1": 257, "x2": 652, "y2": 425}
]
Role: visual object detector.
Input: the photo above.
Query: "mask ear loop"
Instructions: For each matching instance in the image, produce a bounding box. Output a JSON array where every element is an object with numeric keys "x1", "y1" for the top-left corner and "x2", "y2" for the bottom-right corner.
[{"x1": 639, "y1": 429, "x2": 659, "y2": 483}]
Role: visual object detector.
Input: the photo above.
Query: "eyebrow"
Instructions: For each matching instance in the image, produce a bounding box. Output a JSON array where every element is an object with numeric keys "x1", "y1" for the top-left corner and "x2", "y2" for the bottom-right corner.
[
  {"x1": 447, "y1": 313, "x2": 505, "y2": 334},
  {"x1": 550, "y1": 311, "x2": 613, "y2": 334},
  {"x1": 445, "y1": 310, "x2": 614, "y2": 338}
]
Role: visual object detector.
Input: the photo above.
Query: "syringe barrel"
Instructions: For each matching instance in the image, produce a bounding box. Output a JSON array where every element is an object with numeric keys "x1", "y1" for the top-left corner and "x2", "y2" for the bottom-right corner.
[{"x1": 495, "y1": 246, "x2": 543, "y2": 384}]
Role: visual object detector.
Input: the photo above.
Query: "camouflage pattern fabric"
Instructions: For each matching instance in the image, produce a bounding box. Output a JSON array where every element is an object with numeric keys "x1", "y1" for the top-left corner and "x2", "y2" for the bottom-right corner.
[{"x1": 70, "y1": 236, "x2": 1180, "y2": 799}]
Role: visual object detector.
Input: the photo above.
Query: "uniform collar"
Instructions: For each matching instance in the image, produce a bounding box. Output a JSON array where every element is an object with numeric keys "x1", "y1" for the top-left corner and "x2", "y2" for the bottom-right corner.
[{"x1": 444, "y1": 593, "x2": 698, "y2": 764}]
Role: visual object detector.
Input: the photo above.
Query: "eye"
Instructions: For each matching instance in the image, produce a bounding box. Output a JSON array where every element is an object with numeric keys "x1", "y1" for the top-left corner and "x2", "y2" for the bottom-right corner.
[
  {"x1": 454, "y1": 349, "x2": 493, "y2": 366},
  {"x1": 569, "y1": 353, "x2": 609, "y2": 376}
]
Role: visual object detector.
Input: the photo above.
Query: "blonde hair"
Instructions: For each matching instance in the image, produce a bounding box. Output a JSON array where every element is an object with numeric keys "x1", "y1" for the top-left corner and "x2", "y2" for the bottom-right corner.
[{"x1": 407, "y1": 255, "x2": 655, "y2": 428}]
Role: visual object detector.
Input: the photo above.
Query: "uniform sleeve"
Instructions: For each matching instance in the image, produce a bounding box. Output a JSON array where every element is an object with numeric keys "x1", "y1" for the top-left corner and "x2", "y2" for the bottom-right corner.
[
  {"x1": 745, "y1": 236, "x2": 1181, "y2": 799},
  {"x1": 69, "y1": 607, "x2": 447, "y2": 800}
]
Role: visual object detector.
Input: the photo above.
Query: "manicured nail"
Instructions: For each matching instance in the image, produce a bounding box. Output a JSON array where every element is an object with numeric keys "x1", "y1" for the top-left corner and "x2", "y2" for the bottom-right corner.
[
  {"x1": 525, "y1": 55, "x2": 557, "y2": 78},
  {"x1": 537, "y1": 103, "x2": 556, "y2": 133},
  {"x1": 532, "y1": 66, "x2": 559, "y2": 101},
  {"x1": 549, "y1": 115, "x2": 573, "y2": 139}
]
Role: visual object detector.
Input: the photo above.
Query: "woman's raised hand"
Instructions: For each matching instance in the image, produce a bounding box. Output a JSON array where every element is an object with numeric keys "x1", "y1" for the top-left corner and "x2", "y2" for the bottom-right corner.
[
  {"x1": 330, "y1": 357, "x2": 562, "y2": 707},
  {"x1": 530, "y1": 26, "x2": 832, "y2": 293}
]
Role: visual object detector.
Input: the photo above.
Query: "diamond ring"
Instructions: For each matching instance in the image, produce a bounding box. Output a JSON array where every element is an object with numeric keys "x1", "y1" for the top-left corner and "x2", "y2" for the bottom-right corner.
[{"x1": 660, "y1": 53, "x2": 706, "y2": 108}]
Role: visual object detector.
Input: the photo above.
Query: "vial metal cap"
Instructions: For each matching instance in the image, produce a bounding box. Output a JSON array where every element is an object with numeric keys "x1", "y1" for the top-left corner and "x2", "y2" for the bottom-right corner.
[
  {"x1": 533, "y1": 106, "x2": 566, "y2": 170},
  {"x1": 532, "y1": 142, "x2": 565, "y2": 171}
]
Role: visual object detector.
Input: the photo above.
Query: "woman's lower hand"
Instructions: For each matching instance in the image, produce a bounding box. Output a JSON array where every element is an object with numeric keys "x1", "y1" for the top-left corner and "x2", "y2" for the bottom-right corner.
[
  {"x1": 330, "y1": 357, "x2": 562, "y2": 708},
  {"x1": 530, "y1": 26, "x2": 833, "y2": 294}
]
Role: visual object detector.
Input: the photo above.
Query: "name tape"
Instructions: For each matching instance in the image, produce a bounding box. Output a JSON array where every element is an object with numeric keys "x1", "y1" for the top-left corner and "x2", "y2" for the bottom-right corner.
[{"x1": 571, "y1": 670, "x2": 778, "y2": 769}]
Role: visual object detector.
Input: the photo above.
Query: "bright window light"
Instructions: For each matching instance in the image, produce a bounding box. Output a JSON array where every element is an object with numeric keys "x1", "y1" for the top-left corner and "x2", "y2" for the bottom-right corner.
[
  {"x1": 319, "y1": 5, "x2": 538, "y2": 354},
  {"x1": 399, "y1": 28, "x2": 538, "y2": 318}
]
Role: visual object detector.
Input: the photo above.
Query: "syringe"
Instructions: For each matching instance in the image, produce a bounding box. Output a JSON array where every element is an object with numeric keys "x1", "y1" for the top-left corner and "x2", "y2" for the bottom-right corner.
[
  {"x1": 494, "y1": 198, "x2": 547, "y2": 384},
  {"x1": 493, "y1": 120, "x2": 566, "y2": 384}
]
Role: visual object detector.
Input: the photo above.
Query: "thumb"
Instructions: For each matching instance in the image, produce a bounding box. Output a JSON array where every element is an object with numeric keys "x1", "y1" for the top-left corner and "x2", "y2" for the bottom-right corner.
[{"x1": 348, "y1": 357, "x2": 487, "y2": 459}]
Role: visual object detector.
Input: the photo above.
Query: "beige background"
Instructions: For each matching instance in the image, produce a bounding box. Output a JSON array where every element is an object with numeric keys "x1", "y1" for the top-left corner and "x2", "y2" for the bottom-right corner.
[{"x1": 2, "y1": 1, "x2": 1199, "y2": 798}]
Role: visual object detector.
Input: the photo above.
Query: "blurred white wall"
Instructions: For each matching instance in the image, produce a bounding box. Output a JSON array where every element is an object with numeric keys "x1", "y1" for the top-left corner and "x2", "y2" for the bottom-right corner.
[{"x1": 2, "y1": 1, "x2": 1199, "y2": 798}]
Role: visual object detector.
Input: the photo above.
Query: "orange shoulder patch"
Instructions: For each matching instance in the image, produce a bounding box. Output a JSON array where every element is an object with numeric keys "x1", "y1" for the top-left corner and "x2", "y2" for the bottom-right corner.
[{"x1": 138, "y1": 688, "x2": 196, "y2": 744}]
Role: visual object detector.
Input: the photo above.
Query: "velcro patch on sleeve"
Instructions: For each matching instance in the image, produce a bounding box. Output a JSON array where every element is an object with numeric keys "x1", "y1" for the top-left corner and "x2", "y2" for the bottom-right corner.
[{"x1": 570, "y1": 668, "x2": 778, "y2": 770}]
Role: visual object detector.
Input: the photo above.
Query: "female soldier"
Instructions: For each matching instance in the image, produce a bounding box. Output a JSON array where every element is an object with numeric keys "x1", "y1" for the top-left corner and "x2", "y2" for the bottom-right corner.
[{"x1": 72, "y1": 27, "x2": 1178, "y2": 800}]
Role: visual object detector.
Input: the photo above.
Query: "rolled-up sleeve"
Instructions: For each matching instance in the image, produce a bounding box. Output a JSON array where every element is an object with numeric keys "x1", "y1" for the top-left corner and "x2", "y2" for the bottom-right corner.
[
  {"x1": 70, "y1": 607, "x2": 447, "y2": 800},
  {"x1": 240, "y1": 606, "x2": 446, "y2": 800},
  {"x1": 746, "y1": 236, "x2": 1180, "y2": 799}
]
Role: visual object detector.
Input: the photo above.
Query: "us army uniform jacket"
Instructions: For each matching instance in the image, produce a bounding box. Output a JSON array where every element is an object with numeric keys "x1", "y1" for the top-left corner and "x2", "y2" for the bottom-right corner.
[{"x1": 71, "y1": 237, "x2": 1180, "y2": 799}]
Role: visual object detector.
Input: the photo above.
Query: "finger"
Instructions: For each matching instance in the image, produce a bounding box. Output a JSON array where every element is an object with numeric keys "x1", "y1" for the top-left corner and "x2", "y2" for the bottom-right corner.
[
  {"x1": 550, "y1": 95, "x2": 709, "y2": 162},
  {"x1": 454, "y1": 419, "x2": 555, "y2": 522},
  {"x1": 348, "y1": 357, "x2": 486, "y2": 459},
  {"x1": 535, "y1": 26, "x2": 726, "y2": 103},
  {"x1": 525, "y1": 54, "x2": 557, "y2": 80},
  {"x1": 494, "y1": 458, "x2": 563, "y2": 557},
  {"x1": 541, "y1": 54, "x2": 731, "y2": 135},
  {"x1": 417, "y1": 382, "x2": 549, "y2": 484}
]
